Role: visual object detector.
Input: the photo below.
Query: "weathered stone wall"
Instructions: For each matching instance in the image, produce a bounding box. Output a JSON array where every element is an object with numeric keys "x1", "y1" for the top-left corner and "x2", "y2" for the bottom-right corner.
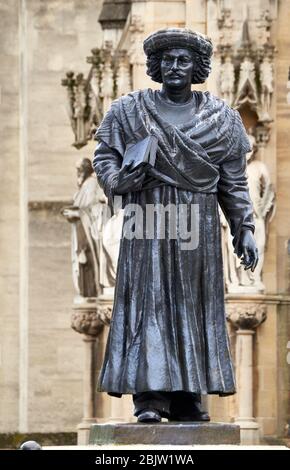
[
  {"x1": 0, "y1": 0, "x2": 20, "y2": 432},
  {"x1": 26, "y1": 0, "x2": 101, "y2": 433},
  {"x1": 0, "y1": 0, "x2": 102, "y2": 433}
]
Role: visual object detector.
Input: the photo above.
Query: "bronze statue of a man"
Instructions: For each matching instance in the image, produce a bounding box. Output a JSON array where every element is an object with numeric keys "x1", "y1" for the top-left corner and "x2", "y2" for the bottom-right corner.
[{"x1": 93, "y1": 28, "x2": 258, "y2": 423}]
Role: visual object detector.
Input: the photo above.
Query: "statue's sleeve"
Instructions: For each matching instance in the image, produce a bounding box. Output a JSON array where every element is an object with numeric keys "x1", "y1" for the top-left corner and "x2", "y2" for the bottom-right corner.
[
  {"x1": 92, "y1": 103, "x2": 125, "y2": 210},
  {"x1": 217, "y1": 110, "x2": 255, "y2": 256}
]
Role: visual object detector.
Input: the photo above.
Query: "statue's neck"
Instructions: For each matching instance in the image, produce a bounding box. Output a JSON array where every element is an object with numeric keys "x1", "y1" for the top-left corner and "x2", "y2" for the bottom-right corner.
[{"x1": 160, "y1": 84, "x2": 192, "y2": 104}]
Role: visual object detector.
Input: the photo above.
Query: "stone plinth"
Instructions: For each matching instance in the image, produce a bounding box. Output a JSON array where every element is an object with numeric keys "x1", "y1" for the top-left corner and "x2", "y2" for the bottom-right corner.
[{"x1": 89, "y1": 422, "x2": 240, "y2": 446}]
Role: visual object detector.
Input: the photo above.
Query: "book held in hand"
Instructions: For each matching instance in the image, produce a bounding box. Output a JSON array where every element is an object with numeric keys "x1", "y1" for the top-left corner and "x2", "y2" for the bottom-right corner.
[{"x1": 121, "y1": 135, "x2": 158, "y2": 171}]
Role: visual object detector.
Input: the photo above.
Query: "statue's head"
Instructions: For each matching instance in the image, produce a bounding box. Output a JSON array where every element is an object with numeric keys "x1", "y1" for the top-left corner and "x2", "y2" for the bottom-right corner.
[
  {"x1": 143, "y1": 28, "x2": 213, "y2": 88},
  {"x1": 76, "y1": 158, "x2": 93, "y2": 187}
]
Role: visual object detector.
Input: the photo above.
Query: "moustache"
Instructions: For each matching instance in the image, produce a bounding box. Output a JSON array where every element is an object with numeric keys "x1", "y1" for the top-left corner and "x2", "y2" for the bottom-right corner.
[{"x1": 165, "y1": 71, "x2": 185, "y2": 78}]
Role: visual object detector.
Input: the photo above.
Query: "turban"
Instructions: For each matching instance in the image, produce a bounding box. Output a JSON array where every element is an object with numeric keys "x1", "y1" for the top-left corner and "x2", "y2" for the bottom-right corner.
[{"x1": 143, "y1": 28, "x2": 213, "y2": 57}]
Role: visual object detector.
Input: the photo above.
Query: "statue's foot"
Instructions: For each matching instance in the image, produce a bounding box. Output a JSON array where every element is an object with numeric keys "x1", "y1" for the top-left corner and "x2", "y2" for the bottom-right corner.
[
  {"x1": 169, "y1": 397, "x2": 210, "y2": 422},
  {"x1": 137, "y1": 409, "x2": 162, "y2": 423},
  {"x1": 168, "y1": 410, "x2": 210, "y2": 422}
]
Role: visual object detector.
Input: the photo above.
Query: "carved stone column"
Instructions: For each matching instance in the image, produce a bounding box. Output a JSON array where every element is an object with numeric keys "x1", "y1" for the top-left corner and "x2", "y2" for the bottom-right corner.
[
  {"x1": 71, "y1": 299, "x2": 104, "y2": 445},
  {"x1": 100, "y1": 41, "x2": 114, "y2": 114},
  {"x1": 115, "y1": 50, "x2": 131, "y2": 97},
  {"x1": 227, "y1": 302, "x2": 267, "y2": 444},
  {"x1": 128, "y1": 15, "x2": 146, "y2": 90},
  {"x1": 96, "y1": 293, "x2": 128, "y2": 422}
]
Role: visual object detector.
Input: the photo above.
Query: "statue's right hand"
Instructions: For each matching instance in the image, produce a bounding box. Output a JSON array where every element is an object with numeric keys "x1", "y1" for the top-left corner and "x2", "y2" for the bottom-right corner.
[
  {"x1": 114, "y1": 164, "x2": 146, "y2": 194},
  {"x1": 62, "y1": 208, "x2": 80, "y2": 222}
]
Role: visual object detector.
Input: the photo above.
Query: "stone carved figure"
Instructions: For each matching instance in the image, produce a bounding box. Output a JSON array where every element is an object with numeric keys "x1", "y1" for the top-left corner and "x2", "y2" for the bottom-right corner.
[
  {"x1": 259, "y1": 56, "x2": 274, "y2": 119},
  {"x1": 223, "y1": 134, "x2": 274, "y2": 293},
  {"x1": 63, "y1": 158, "x2": 120, "y2": 301},
  {"x1": 62, "y1": 72, "x2": 94, "y2": 149},
  {"x1": 100, "y1": 42, "x2": 114, "y2": 113},
  {"x1": 93, "y1": 28, "x2": 258, "y2": 423},
  {"x1": 74, "y1": 74, "x2": 88, "y2": 148},
  {"x1": 217, "y1": 8, "x2": 234, "y2": 46},
  {"x1": 220, "y1": 56, "x2": 235, "y2": 105},
  {"x1": 257, "y1": 9, "x2": 272, "y2": 47}
]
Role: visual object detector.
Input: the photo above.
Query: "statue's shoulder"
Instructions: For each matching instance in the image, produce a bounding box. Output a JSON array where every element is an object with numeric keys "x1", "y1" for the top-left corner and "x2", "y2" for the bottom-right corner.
[
  {"x1": 201, "y1": 91, "x2": 234, "y2": 114},
  {"x1": 83, "y1": 174, "x2": 98, "y2": 190},
  {"x1": 107, "y1": 89, "x2": 150, "y2": 122},
  {"x1": 200, "y1": 92, "x2": 240, "y2": 131},
  {"x1": 111, "y1": 89, "x2": 148, "y2": 109}
]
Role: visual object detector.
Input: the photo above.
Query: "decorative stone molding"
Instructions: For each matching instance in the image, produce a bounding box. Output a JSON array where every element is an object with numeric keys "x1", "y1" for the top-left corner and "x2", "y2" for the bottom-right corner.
[
  {"x1": 226, "y1": 303, "x2": 267, "y2": 330},
  {"x1": 62, "y1": 10, "x2": 146, "y2": 147},
  {"x1": 71, "y1": 307, "x2": 104, "y2": 337},
  {"x1": 61, "y1": 71, "x2": 96, "y2": 149},
  {"x1": 62, "y1": 43, "x2": 116, "y2": 149},
  {"x1": 96, "y1": 305, "x2": 112, "y2": 326},
  {"x1": 234, "y1": 54, "x2": 258, "y2": 110},
  {"x1": 29, "y1": 200, "x2": 73, "y2": 212},
  {"x1": 128, "y1": 14, "x2": 145, "y2": 66},
  {"x1": 63, "y1": 43, "x2": 131, "y2": 147},
  {"x1": 114, "y1": 50, "x2": 131, "y2": 97},
  {"x1": 219, "y1": 56, "x2": 235, "y2": 105},
  {"x1": 217, "y1": 7, "x2": 234, "y2": 54},
  {"x1": 87, "y1": 48, "x2": 103, "y2": 107},
  {"x1": 100, "y1": 41, "x2": 115, "y2": 113},
  {"x1": 70, "y1": 296, "x2": 113, "y2": 336},
  {"x1": 257, "y1": 9, "x2": 272, "y2": 48},
  {"x1": 215, "y1": 9, "x2": 276, "y2": 147}
]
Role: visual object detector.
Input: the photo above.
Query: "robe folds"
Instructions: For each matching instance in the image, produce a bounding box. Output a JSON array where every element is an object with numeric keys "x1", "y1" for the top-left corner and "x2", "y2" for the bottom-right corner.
[{"x1": 93, "y1": 88, "x2": 254, "y2": 396}]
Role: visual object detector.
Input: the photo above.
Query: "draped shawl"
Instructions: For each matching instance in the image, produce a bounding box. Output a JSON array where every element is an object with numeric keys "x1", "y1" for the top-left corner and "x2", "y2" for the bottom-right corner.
[{"x1": 94, "y1": 89, "x2": 254, "y2": 252}]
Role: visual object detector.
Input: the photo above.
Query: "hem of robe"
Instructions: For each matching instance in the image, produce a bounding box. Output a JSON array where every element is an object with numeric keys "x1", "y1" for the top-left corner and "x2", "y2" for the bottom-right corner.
[{"x1": 105, "y1": 390, "x2": 236, "y2": 398}]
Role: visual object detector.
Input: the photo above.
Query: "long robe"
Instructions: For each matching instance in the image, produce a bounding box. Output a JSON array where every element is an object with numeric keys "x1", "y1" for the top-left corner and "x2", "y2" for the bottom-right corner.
[{"x1": 93, "y1": 89, "x2": 254, "y2": 396}]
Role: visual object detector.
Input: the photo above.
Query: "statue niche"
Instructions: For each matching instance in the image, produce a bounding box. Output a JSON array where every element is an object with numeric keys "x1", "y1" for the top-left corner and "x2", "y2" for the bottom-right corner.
[
  {"x1": 62, "y1": 158, "x2": 122, "y2": 302},
  {"x1": 223, "y1": 133, "x2": 275, "y2": 293}
]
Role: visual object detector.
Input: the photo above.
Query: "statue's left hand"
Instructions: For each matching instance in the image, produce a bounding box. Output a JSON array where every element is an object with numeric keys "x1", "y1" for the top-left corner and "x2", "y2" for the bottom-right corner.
[{"x1": 239, "y1": 230, "x2": 259, "y2": 272}]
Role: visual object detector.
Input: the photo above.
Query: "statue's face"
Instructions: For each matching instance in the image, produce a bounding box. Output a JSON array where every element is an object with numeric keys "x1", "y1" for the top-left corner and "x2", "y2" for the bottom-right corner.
[
  {"x1": 160, "y1": 48, "x2": 193, "y2": 89},
  {"x1": 76, "y1": 162, "x2": 91, "y2": 187},
  {"x1": 77, "y1": 168, "x2": 85, "y2": 187}
]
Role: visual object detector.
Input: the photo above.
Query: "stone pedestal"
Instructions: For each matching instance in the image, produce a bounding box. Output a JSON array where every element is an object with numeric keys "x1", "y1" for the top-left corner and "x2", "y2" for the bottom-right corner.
[{"x1": 89, "y1": 422, "x2": 240, "y2": 446}]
